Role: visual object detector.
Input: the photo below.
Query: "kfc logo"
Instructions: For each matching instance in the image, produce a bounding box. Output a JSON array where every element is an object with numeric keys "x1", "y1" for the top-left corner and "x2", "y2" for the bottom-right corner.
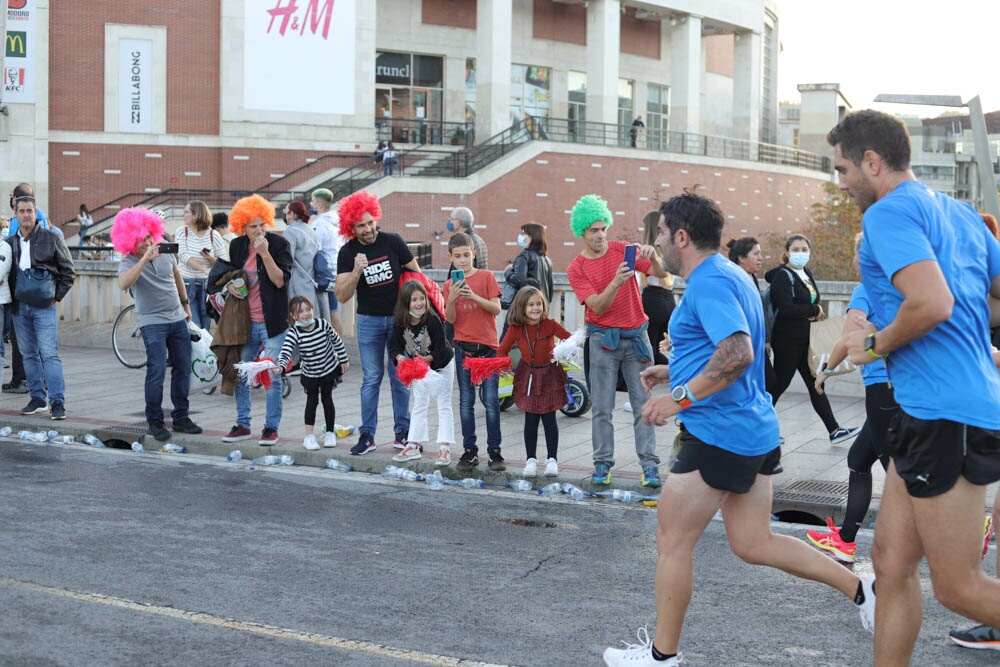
[{"x1": 6, "y1": 67, "x2": 24, "y2": 87}]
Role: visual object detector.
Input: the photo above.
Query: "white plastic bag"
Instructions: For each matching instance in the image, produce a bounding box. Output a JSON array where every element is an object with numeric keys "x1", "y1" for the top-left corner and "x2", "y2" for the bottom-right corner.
[{"x1": 189, "y1": 324, "x2": 220, "y2": 383}]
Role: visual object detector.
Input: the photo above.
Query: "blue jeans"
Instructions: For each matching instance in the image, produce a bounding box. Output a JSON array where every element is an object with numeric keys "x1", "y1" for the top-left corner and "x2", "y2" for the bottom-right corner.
[
  {"x1": 453, "y1": 343, "x2": 501, "y2": 453},
  {"x1": 356, "y1": 313, "x2": 410, "y2": 437},
  {"x1": 184, "y1": 278, "x2": 212, "y2": 331},
  {"x1": 327, "y1": 291, "x2": 339, "y2": 313},
  {"x1": 588, "y1": 333, "x2": 659, "y2": 468},
  {"x1": 235, "y1": 321, "x2": 285, "y2": 430},
  {"x1": 140, "y1": 318, "x2": 191, "y2": 423},
  {"x1": 13, "y1": 303, "x2": 65, "y2": 405}
]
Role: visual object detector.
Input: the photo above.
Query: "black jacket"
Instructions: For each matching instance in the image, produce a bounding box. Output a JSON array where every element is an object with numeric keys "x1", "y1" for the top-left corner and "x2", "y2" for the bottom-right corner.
[
  {"x1": 7, "y1": 227, "x2": 76, "y2": 314},
  {"x1": 506, "y1": 249, "x2": 553, "y2": 302},
  {"x1": 208, "y1": 232, "x2": 292, "y2": 339},
  {"x1": 765, "y1": 264, "x2": 821, "y2": 341}
]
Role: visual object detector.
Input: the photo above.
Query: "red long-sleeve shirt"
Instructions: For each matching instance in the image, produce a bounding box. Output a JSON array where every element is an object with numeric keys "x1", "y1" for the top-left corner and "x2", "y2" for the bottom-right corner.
[{"x1": 498, "y1": 318, "x2": 572, "y2": 366}]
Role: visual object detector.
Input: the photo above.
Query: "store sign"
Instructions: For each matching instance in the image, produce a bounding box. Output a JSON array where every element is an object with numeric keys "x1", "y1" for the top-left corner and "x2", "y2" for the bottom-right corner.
[
  {"x1": 3, "y1": 0, "x2": 33, "y2": 102},
  {"x1": 375, "y1": 52, "x2": 410, "y2": 86},
  {"x1": 244, "y1": 0, "x2": 356, "y2": 114},
  {"x1": 118, "y1": 38, "x2": 152, "y2": 133}
]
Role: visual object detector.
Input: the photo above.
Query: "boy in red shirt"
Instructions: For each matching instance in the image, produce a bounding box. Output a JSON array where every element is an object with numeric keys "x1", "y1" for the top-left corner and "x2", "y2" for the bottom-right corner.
[{"x1": 444, "y1": 232, "x2": 506, "y2": 471}]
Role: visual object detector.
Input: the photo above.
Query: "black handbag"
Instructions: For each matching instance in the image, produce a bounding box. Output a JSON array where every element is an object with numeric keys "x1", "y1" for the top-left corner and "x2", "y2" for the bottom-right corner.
[{"x1": 15, "y1": 267, "x2": 56, "y2": 307}]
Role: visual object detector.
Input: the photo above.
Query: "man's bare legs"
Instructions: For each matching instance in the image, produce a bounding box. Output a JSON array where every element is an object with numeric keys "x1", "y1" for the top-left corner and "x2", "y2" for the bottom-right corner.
[{"x1": 873, "y1": 464, "x2": 1000, "y2": 665}]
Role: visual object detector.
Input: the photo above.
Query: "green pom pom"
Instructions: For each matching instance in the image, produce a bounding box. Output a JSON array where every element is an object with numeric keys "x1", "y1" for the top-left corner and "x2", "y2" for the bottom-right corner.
[{"x1": 570, "y1": 194, "x2": 613, "y2": 238}]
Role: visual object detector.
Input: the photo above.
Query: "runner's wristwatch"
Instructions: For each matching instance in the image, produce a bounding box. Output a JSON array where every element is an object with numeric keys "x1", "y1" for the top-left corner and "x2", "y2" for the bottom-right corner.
[
  {"x1": 671, "y1": 384, "x2": 694, "y2": 409},
  {"x1": 864, "y1": 332, "x2": 887, "y2": 359}
]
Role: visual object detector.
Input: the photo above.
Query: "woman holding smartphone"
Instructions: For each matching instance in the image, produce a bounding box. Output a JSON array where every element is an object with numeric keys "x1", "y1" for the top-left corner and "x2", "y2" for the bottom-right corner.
[{"x1": 178, "y1": 199, "x2": 229, "y2": 330}]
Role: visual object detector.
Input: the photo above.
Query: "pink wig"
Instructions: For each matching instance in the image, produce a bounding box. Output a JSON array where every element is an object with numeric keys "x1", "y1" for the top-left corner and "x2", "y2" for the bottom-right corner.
[
  {"x1": 337, "y1": 190, "x2": 381, "y2": 239},
  {"x1": 230, "y1": 194, "x2": 275, "y2": 236},
  {"x1": 110, "y1": 208, "x2": 164, "y2": 256}
]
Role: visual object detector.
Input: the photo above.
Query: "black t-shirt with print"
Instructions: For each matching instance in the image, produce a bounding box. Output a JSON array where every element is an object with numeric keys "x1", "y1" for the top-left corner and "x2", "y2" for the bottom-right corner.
[{"x1": 337, "y1": 231, "x2": 414, "y2": 316}]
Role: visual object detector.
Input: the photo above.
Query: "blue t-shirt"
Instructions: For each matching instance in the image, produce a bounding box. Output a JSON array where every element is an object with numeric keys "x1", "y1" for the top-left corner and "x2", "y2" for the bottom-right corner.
[
  {"x1": 846, "y1": 284, "x2": 888, "y2": 386},
  {"x1": 859, "y1": 180, "x2": 1000, "y2": 428},
  {"x1": 668, "y1": 253, "x2": 780, "y2": 455}
]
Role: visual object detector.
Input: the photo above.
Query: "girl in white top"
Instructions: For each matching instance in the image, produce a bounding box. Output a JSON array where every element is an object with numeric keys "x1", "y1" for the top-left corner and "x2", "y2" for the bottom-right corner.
[{"x1": 177, "y1": 199, "x2": 228, "y2": 330}]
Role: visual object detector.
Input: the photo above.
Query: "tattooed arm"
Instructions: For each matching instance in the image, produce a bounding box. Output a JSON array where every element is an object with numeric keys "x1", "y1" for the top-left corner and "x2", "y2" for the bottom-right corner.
[{"x1": 642, "y1": 332, "x2": 754, "y2": 427}]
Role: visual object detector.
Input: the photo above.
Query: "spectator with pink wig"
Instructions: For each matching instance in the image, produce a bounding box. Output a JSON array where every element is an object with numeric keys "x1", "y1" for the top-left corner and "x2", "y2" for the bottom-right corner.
[
  {"x1": 114, "y1": 207, "x2": 201, "y2": 442},
  {"x1": 207, "y1": 194, "x2": 292, "y2": 446},
  {"x1": 334, "y1": 190, "x2": 421, "y2": 455}
]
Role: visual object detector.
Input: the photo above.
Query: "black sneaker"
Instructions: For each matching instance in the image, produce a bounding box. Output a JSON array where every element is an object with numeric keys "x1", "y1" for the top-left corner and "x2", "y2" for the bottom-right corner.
[
  {"x1": 171, "y1": 417, "x2": 203, "y2": 434},
  {"x1": 949, "y1": 624, "x2": 1000, "y2": 650},
  {"x1": 20, "y1": 397, "x2": 48, "y2": 415},
  {"x1": 147, "y1": 421, "x2": 171, "y2": 442},
  {"x1": 3, "y1": 381, "x2": 28, "y2": 394},
  {"x1": 49, "y1": 403, "x2": 66, "y2": 421},
  {"x1": 830, "y1": 426, "x2": 862, "y2": 445},
  {"x1": 350, "y1": 431, "x2": 376, "y2": 455},
  {"x1": 488, "y1": 450, "x2": 506, "y2": 471},
  {"x1": 456, "y1": 449, "x2": 479, "y2": 471}
]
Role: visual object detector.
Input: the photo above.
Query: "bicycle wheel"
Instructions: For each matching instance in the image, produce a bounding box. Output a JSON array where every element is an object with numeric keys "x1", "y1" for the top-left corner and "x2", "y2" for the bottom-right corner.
[{"x1": 112, "y1": 305, "x2": 147, "y2": 368}]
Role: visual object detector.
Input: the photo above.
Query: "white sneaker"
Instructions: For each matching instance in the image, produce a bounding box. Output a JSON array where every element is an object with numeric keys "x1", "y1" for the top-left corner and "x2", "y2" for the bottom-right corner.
[
  {"x1": 392, "y1": 443, "x2": 422, "y2": 462},
  {"x1": 623, "y1": 401, "x2": 633, "y2": 412},
  {"x1": 323, "y1": 432, "x2": 337, "y2": 448},
  {"x1": 858, "y1": 574, "x2": 876, "y2": 634},
  {"x1": 522, "y1": 457, "x2": 538, "y2": 477},
  {"x1": 544, "y1": 458, "x2": 559, "y2": 477},
  {"x1": 302, "y1": 434, "x2": 320, "y2": 451},
  {"x1": 603, "y1": 627, "x2": 682, "y2": 666}
]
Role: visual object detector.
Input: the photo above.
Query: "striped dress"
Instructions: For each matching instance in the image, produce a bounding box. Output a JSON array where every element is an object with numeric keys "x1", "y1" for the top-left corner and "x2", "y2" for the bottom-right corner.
[{"x1": 276, "y1": 318, "x2": 348, "y2": 378}]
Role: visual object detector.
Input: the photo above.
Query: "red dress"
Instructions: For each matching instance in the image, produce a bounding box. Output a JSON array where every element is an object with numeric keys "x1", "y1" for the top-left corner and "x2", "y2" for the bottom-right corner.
[{"x1": 499, "y1": 318, "x2": 572, "y2": 414}]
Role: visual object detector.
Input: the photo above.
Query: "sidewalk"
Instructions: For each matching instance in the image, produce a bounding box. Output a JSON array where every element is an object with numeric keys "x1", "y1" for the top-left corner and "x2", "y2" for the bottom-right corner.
[{"x1": 2, "y1": 329, "x2": 994, "y2": 519}]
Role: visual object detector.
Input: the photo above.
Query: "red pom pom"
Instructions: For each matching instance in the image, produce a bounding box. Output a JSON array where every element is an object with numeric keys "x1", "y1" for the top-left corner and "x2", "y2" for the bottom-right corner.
[
  {"x1": 396, "y1": 357, "x2": 430, "y2": 387},
  {"x1": 462, "y1": 356, "x2": 512, "y2": 385},
  {"x1": 256, "y1": 357, "x2": 274, "y2": 390}
]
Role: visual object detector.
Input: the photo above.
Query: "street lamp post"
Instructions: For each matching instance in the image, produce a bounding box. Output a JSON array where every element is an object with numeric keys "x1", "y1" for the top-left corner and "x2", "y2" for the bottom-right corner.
[{"x1": 874, "y1": 93, "x2": 1000, "y2": 220}]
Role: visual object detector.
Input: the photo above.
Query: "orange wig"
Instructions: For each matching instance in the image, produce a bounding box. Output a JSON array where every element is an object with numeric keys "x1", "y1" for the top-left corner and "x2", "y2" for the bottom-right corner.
[{"x1": 229, "y1": 194, "x2": 275, "y2": 236}]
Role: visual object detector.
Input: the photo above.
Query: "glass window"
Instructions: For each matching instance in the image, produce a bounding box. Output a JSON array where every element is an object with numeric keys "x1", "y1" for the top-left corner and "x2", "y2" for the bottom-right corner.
[
  {"x1": 568, "y1": 71, "x2": 586, "y2": 142},
  {"x1": 510, "y1": 64, "x2": 551, "y2": 128},
  {"x1": 646, "y1": 83, "x2": 669, "y2": 149},
  {"x1": 413, "y1": 55, "x2": 443, "y2": 88}
]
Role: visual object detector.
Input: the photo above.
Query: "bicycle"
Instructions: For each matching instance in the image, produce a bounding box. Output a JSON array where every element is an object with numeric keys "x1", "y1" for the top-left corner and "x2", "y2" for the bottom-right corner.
[{"x1": 112, "y1": 304, "x2": 147, "y2": 368}]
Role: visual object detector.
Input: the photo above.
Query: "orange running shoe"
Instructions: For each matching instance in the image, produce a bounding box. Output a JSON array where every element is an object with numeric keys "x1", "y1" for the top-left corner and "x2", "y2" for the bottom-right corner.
[{"x1": 806, "y1": 517, "x2": 857, "y2": 564}]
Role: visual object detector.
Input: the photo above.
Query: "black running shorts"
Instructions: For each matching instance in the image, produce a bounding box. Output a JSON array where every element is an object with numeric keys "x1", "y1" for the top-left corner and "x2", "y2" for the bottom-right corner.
[
  {"x1": 886, "y1": 410, "x2": 1000, "y2": 498},
  {"x1": 671, "y1": 430, "x2": 782, "y2": 494}
]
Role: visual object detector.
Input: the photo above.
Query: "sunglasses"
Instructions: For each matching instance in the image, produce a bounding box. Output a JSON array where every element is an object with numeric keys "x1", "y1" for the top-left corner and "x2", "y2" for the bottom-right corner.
[{"x1": 13, "y1": 195, "x2": 35, "y2": 203}]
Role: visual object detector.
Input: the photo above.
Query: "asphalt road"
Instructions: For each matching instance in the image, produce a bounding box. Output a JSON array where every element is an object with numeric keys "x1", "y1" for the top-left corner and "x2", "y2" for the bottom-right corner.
[{"x1": 0, "y1": 440, "x2": 994, "y2": 666}]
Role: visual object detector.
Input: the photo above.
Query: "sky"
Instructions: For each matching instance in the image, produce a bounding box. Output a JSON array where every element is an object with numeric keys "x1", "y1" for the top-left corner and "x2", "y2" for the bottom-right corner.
[{"x1": 777, "y1": 0, "x2": 1000, "y2": 119}]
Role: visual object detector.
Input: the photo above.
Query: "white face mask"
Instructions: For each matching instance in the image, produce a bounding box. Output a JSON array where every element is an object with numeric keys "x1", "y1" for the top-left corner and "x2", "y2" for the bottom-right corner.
[
  {"x1": 788, "y1": 251, "x2": 810, "y2": 269},
  {"x1": 517, "y1": 233, "x2": 528, "y2": 248}
]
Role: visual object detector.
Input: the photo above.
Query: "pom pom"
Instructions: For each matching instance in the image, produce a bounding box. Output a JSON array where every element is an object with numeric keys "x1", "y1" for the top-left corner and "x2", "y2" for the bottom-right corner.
[
  {"x1": 462, "y1": 356, "x2": 513, "y2": 385},
  {"x1": 570, "y1": 194, "x2": 613, "y2": 238},
  {"x1": 234, "y1": 358, "x2": 276, "y2": 389},
  {"x1": 553, "y1": 328, "x2": 586, "y2": 366},
  {"x1": 396, "y1": 357, "x2": 430, "y2": 388}
]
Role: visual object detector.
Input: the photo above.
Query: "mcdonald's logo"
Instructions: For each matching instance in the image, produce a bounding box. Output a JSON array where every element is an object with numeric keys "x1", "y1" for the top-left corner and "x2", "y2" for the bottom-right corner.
[{"x1": 5, "y1": 32, "x2": 26, "y2": 57}]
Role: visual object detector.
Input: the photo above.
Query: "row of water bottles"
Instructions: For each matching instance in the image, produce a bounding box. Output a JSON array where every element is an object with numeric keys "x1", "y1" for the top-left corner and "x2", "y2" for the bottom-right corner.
[{"x1": 509, "y1": 481, "x2": 588, "y2": 500}]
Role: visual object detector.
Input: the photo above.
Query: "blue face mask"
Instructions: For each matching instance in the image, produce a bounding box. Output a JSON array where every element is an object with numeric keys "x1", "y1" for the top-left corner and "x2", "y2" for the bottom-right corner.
[
  {"x1": 788, "y1": 251, "x2": 810, "y2": 269},
  {"x1": 517, "y1": 233, "x2": 528, "y2": 248},
  {"x1": 446, "y1": 219, "x2": 457, "y2": 232},
  {"x1": 409, "y1": 309, "x2": 425, "y2": 319},
  {"x1": 294, "y1": 318, "x2": 316, "y2": 328}
]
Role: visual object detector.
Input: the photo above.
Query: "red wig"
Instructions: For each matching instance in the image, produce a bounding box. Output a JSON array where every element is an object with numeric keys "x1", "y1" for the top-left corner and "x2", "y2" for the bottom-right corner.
[
  {"x1": 337, "y1": 190, "x2": 381, "y2": 239},
  {"x1": 230, "y1": 194, "x2": 275, "y2": 236},
  {"x1": 287, "y1": 200, "x2": 310, "y2": 222},
  {"x1": 110, "y1": 208, "x2": 164, "y2": 256}
]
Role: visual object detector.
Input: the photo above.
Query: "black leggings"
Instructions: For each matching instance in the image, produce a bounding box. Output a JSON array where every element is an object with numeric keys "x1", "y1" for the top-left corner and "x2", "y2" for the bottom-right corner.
[
  {"x1": 642, "y1": 286, "x2": 675, "y2": 366},
  {"x1": 524, "y1": 411, "x2": 558, "y2": 460},
  {"x1": 770, "y1": 334, "x2": 839, "y2": 433},
  {"x1": 841, "y1": 382, "x2": 898, "y2": 543},
  {"x1": 301, "y1": 372, "x2": 337, "y2": 429}
]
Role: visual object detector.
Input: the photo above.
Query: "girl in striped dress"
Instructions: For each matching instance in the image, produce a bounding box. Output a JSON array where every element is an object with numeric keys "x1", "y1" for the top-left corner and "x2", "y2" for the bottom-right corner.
[{"x1": 274, "y1": 295, "x2": 350, "y2": 450}]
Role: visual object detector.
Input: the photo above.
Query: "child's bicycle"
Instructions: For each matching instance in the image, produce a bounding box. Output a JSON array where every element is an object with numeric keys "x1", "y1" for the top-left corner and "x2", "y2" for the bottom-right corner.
[{"x1": 478, "y1": 348, "x2": 591, "y2": 417}]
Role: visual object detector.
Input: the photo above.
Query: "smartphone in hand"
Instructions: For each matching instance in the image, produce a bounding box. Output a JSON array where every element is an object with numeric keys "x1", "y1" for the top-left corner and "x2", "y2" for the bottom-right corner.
[
  {"x1": 158, "y1": 242, "x2": 179, "y2": 254},
  {"x1": 451, "y1": 269, "x2": 465, "y2": 283},
  {"x1": 624, "y1": 244, "x2": 637, "y2": 271}
]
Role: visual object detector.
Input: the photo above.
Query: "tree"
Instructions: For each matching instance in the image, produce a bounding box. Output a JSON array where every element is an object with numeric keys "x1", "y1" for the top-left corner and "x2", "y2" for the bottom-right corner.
[{"x1": 805, "y1": 182, "x2": 863, "y2": 281}]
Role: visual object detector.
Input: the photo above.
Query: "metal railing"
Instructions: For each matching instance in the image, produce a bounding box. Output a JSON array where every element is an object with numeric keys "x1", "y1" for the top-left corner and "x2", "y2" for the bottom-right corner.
[{"x1": 375, "y1": 117, "x2": 471, "y2": 148}]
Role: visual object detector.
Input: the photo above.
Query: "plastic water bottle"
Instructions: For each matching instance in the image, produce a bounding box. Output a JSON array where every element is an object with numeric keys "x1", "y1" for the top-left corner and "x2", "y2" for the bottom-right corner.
[
  {"x1": 537, "y1": 482, "x2": 563, "y2": 496},
  {"x1": 227, "y1": 450, "x2": 242, "y2": 462},
  {"x1": 561, "y1": 483, "x2": 588, "y2": 500},
  {"x1": 425, "y1": 470, "x2": 444, "y2": 490},
  {"x1": 456, "y1": 478, "x2": 485, "y2": 489},
  {"x1": 254, "y1": 455, "x2": 279, "y2": 466},
  {"x1": 611, "y1": 489, "x2": 636, "y2": 502},
  {"x1": 47, "y1": 433, "x2": 75, "y2": 444},
  {"x1": 382, "y1": 465, "x2": 422, "y2": 482},
  {"x1": 325, "y1": 458, "x2": 353, "y2": 472},
  {"x1": 278, "y1": 455, "x2": 294, "y2": 465},
  {"x1": 20, "y1": 430, "x2": 47, "y2": 442},
  {"x1": 130, "y1": 442, "x2": 144, "y2": 453},
  {"x1": 83, "y1": 434, "x2": 107, "y2": 448},
  {"x1": 160, "y1": 443, "x2": 187, "y2": 454},
  {"x1": 506, "y1": 479, "x2": 533, "y2": 492},
  {"x1": 0, "y1": 426, "x2": 11, "y2": 437}
]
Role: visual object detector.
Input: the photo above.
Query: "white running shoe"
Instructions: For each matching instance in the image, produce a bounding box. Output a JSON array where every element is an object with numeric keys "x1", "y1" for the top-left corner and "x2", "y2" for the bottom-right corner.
[
  {"x1": 392, "y1": 443, "x2": 422, "y2": 462},
  {"x1": 603, "y1": 627, "x2": 682, "y2": 666},
  {"x1": 302, "y1": 434, "x2": 320, "y2": 451},
  {"x1": 323, "y1": 432, "x2": 337, "y2": 448},
  {"x1": 522, "y1": 458, "x2": 538, "y2": 477},
  {"x1": 858, "y1": 574, "x2": 876, "y2": 634},
  {"x1": 544, "y1": 458, "x2": 559, "y2": 477}
]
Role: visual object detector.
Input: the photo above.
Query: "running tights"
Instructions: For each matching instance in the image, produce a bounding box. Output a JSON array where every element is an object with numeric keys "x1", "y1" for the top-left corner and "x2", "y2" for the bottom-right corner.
[
  {"x1": 841, "y1": 382, "x2": 897, "y2": 543},
  {"x1": 524, "y1": 411, "x2": 558, "y2": 460}
]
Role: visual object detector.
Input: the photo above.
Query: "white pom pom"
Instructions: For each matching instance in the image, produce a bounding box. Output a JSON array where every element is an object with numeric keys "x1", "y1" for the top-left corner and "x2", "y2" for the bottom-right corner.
[{"x1": 553, "y1": 328, "x2": 586, "y2": 366}]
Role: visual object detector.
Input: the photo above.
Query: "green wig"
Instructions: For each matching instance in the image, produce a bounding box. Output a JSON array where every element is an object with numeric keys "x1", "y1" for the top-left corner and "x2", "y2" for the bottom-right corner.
[{"x1": 570, "y1": 194, "x2": 613, "y2": 238}]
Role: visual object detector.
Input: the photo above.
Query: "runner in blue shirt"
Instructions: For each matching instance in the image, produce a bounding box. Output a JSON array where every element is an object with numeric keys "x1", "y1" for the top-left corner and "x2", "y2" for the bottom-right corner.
[
  {"x1": 829, "y1": 109, "x2": 1000, "y2": 665},
  {"x1": 602, "y1": 192, "x2": 874, "y2": 667}
]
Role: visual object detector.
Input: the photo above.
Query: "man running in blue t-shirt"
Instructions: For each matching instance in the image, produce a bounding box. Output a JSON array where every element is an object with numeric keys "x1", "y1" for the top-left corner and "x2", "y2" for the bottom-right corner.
[
  {"x1": 602, "y1": 193, "x2": 875, "y2": 667},
  {"x1": 829, "y1": 109, "x2": 1000, "y2": 665}
]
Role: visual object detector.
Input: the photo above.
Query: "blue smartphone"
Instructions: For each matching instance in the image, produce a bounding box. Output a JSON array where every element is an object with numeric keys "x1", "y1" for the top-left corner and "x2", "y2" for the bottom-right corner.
[
  {"x1": 451, "y1": 269, "x2": 465, "y2": 283},
  {"x1": 624, "y1": 244, "x2": 637, "y2": 271}
]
